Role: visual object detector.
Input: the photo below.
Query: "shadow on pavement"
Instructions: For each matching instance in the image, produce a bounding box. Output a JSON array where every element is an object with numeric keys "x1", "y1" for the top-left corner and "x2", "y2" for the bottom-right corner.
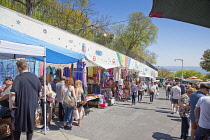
[
  {"x1": 152, "y1": 132, "x2": 179, "y2": 140},
  {"x1": 171, "y1": 118, "x2": 181, "y2": 122},
  {"x1": 155, "y1": 98, "x2": 167, "y2": 101},
  {"x1": 156, "y1": 107, "x2": 171, "y2": 110},
  {"x1": 155, "y1": 110, "x2": 171, "y2": 114},
  {"x1": 167, "y1": 115, "x2": 180, "y2": 118}
]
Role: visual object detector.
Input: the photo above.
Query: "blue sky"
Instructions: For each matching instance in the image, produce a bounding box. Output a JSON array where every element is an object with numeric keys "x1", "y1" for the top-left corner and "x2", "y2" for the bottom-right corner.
[{"x1": 90, "y1": 0, "x2": 210, "y2": 67}]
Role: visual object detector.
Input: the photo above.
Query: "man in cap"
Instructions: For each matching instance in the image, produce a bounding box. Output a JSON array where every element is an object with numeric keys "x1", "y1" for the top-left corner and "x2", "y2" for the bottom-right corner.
[
  {"x1": 50, "y1": 77, "x2": 59, "y2": 93},
  {"x1": 189, "y1": 83, "x2": 209, "y2": 140}
]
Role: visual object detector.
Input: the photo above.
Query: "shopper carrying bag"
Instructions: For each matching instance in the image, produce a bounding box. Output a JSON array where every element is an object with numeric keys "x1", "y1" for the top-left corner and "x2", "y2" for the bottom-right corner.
[
  {"x1": 63, "y1": 86, "x2": 75, "y2": 108},
  {"x1": 61, "y1": 77, "x2": 76, "y2": 130}
]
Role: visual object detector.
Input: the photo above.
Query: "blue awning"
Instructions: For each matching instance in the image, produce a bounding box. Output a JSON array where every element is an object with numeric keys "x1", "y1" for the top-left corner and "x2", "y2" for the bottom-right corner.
[{"x1": 0, "y1": 24, "x2": 87, "y2": 64}]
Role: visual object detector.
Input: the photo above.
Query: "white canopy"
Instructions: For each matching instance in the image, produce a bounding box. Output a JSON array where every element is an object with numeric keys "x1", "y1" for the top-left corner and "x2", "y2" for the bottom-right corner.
[{"x1": 0, "y1": 40, "x2": 45, "y2": 59}]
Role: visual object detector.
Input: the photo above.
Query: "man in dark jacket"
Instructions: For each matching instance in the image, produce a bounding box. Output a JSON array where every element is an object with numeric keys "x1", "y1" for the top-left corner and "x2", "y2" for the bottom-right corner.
[{"x1": 10, "y1": 60, "x2": 41, "y2": 140}]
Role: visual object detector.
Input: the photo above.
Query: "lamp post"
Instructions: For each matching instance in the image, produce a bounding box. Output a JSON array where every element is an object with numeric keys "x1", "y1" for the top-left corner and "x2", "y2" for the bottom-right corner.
[{"x1": 174, "y1": 59, "x2": 184, "y2": 80}]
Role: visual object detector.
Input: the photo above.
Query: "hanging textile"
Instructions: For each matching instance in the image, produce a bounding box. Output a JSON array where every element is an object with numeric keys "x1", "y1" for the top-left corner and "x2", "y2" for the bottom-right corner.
[
  {"x1": 122, "y1": 68, "x2": 128, "y2": 78},
  {"x1": 114, "y1": 67, "x2": 121, "y2": 81},
  {"x1": 83, "y1": 63, "x2": 87, "y2": 88},
  {"x1": 69, "y1": 63, "x2": 73, "y2": 78},
  {"x1": 93, "y1": 67, "x2": 98, "y2": 77},
  {"x1": 88, "y1": 67, "x2": 93, "y2": 77},
  {"x1": 56, "y1": 69, "x2": 62, "y2": 80},
  {"x1": 39, "y1": 62, "x2": 44, "y2": 77},
  {"x1": 51, "y1": 67, "x2": 56, "y2": 79},
  {"x1": 107, "y1": 68, "x2": 114, "y2": 78},
  {"x1": 63, "y1": 67, "x2": 70, "y2": 77},
  {"x1": 76, "y1": 59, "x2": 83, "y2": 81}
]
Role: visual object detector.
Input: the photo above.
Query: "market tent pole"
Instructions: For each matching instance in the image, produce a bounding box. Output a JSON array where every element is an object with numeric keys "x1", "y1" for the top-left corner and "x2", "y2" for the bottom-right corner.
[{"x1": 43, "y1": 48, "x2": 47, "y2": 135}]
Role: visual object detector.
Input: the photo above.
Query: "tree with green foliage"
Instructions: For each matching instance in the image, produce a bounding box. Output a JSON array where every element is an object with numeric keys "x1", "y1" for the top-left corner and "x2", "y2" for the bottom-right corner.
[
  {"x1": 204, "y1": 74, "x2": 210, "y2": 81},
  {"x1": 13, "y1": 0, "x2": 44, "y2": 16},
  {"x1": 175, "y1": 70, "x2": 204, "y2": 80},
  {"x1": 111, "y1": 12, "x2": 158, "y2": 64},
  {"x1": 200, "y1": 49, "x2": 210, "y2": 72},
  {"x1": 158, "y1": 68, "x2": 174, "y2": 79}
]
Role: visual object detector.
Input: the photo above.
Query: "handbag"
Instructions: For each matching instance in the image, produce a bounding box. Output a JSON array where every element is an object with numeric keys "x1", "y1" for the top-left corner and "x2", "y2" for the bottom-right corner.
[
  {"x1": 73, "y1": 109, "x2": 79, "y2": 120},
  {"x1": 80, "y1": 93, "x2": 87, "y2": 105},
  {"x1": 63, "y1": 86, "x2": 75, "y2": 107}
]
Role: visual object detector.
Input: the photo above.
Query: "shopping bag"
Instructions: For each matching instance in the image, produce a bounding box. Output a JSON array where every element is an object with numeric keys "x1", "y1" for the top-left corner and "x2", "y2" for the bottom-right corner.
[{"x1": 73, "y1": 109, "x2": 79, "y2": 120}]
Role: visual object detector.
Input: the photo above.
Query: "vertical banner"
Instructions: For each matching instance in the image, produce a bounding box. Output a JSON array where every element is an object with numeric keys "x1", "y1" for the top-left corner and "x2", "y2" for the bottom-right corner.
[{"x1": 116, "y1": 52, "x2": 131, "y2": 68}]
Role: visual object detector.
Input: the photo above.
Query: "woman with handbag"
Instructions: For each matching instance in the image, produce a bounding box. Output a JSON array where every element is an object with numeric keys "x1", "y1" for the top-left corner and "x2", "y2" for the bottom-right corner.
[
  {"x1": 61, "y1": 77, "x2": 76, "y2": 130},
  {"x1": 75, "y1": 80, "x2": 86, "y2": 126}
]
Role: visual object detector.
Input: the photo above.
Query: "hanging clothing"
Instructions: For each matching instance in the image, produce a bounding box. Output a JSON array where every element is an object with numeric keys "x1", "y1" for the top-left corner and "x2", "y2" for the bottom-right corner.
[
  {"x1": 69, "y1": 64, "x2": 74, "y2": 78},
  {"x1": 114, "y1": 67, "x2": 121, "y2": 81},
  {"x1": 88, "y1": 67, "x2": 94, "y2": 77},
  {"x1": 63, "y1": 67, "x2": 70, "y2": 77},
  {"x1": 39, "y1": 62, "x2": 44, "y2": 77},
  {"x1": 122, "y1": 68, "x2": 128, "y2": 78},
  {"x1": 93, "y1": 67, "x2": 98, "y2": 77},
  {"x1": 51, "y1": 67, "x2": 57, "y2": 79},
  {"x1": 76, "y1": 60, "x2": 83, "y2": 81},
  {"x1": 56, "y1": 69, "x2": 62, "y2": 80},
  {"x1": 83, "y1": 63, "x2": 87, "y2": 88},
  {"x1": 107, "y1": 68, "x2": 114, "y2": 78}
]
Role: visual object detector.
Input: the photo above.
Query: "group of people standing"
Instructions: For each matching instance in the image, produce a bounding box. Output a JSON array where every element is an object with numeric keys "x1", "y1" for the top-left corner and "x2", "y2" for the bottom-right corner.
[
  {"x1": 0, "y1": 60, "x2": 86, "y2": 140},
  {"x1": 165, "y1": 82, "x2": 210, "y2": 140},
  {"x1": 39, "y1": 74, "x2": 86, "y2": 131},
  {"x1": 129, "y1": 80, "x2": 159, "y2": 105}
]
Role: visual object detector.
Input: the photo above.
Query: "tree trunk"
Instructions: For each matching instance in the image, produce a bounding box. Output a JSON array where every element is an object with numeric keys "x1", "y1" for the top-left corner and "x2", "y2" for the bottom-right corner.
[{"x1": 26, "y1": 0, "x2": 33, "y2": 17}]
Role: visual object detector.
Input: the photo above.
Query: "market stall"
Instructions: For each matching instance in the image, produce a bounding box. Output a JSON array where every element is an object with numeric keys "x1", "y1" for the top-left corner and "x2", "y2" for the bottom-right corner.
[{"x1": 0, "y1": 24, "x2": 87, "y2": 134}]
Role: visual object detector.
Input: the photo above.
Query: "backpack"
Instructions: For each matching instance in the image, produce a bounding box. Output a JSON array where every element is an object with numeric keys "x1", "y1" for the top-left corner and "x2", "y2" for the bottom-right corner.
[{"x1": 167, "y1": 86, "x2": 171, "y2": 92}]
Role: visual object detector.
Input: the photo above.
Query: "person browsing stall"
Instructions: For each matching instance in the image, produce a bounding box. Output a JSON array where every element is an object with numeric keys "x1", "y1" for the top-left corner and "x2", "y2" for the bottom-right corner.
[
  {"x1": 10, "y1": 60, "x2": 42, "y2": 140},
  {"x1": 0, "y1": 77, "x2": 14, "y2": 139},
  {"x1": 61, "y1": 77, "x2": 76, "y2": 130}
]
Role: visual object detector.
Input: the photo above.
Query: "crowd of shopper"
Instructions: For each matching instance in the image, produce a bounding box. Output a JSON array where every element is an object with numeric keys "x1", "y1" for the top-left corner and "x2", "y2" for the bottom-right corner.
[
  {"x1": 0, "y1": 61, "x2": 86, "y2": 140},
  {"x1": 165, "y1": 81, "x2": 210, "y2": 140}
]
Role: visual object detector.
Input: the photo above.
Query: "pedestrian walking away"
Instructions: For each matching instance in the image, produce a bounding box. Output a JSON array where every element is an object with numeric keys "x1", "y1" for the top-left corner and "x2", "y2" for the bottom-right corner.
[{"x1": 171, "y1": 83, "x2": 181, "y2": 114}]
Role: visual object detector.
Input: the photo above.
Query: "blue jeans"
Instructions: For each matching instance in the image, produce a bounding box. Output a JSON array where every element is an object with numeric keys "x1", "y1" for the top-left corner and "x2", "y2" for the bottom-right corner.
[
  {"x1": 166, "y1": 91, "x2": 170, "y2": 99},
  {"x1": 181, "y1": 117, "x2": 189, "y2": 139},
  {"x1": 195, "y1": 125, "x2": 210, "y2": 140},
  {"x1": 62, "y1": 104, "x2": 74, "y2": 125}
]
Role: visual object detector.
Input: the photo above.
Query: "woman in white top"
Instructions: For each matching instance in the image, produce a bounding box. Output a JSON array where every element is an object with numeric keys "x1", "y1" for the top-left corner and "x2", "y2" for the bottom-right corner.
[
  {"x1": 61, "y1": 77, "x2": 76, "y2": 130},
  {"x1": 75, "y1": 80, "x2": 84, "y2": 126}
]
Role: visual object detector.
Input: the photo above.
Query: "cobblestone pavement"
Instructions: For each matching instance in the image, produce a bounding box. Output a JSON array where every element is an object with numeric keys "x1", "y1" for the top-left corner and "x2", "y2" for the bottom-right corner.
[{"x1": 20, "y1": 88, "x2": 182, "y2": 140}]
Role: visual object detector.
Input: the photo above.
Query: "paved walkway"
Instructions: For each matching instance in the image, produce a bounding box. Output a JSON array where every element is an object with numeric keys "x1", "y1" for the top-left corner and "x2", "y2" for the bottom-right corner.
[{"x1": 20, "y1": 88, "x2": 182, "y2": 140}]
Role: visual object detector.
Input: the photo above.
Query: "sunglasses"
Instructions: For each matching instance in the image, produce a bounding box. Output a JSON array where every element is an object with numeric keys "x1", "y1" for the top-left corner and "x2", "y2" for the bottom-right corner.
[{"x1": 5, "y1": 79, "x2": 13, "y2": 81}]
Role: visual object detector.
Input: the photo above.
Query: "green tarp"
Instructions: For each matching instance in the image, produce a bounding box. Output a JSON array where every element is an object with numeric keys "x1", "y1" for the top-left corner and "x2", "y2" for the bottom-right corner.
[{"x1": 149, "y1": 0, "x2": 210, "y2": 28}]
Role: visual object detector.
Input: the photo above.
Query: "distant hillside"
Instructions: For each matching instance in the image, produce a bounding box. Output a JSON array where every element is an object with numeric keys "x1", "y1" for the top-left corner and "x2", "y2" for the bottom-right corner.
[{"x1": 159, "y1": 66, "x2": 209, "y2": 75}]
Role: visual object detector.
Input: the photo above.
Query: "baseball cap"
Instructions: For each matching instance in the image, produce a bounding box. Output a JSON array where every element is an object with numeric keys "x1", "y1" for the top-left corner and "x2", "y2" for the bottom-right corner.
[
  {"x1": 199, "y1": 83, "x2": 210, "y2": 89},
  {"x1": 54, "y1": 77, "x2": 59, "y2": 80}
]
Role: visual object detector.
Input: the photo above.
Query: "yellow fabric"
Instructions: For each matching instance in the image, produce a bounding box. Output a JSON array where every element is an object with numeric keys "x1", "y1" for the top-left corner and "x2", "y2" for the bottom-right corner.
[{"x1": 88, "y1": 67, "x2": 94, "y2": 76}]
